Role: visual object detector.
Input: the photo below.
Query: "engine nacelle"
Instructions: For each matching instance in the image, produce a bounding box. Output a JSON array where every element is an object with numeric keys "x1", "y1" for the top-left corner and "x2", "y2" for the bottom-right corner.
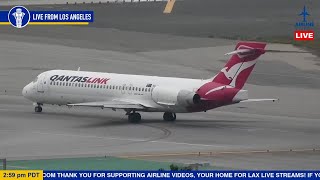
[{"x1": 151, "y1": 86, "x2": 200, "y2": 106}]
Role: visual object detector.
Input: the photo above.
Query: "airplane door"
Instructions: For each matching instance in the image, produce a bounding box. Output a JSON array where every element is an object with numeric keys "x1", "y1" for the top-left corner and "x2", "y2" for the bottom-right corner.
[
  {"x1": 121, "y1": 84, "x2": 126, "y2": 94},
  {"x1": 128, "y1": 84, "x2": 133, "y2": 95},
  {"x1": 37, "y1": 77, "x2": 44, "y2": 93},
  {"x1": 37, "y1": 74, "x2": 48, "y2": 93}
]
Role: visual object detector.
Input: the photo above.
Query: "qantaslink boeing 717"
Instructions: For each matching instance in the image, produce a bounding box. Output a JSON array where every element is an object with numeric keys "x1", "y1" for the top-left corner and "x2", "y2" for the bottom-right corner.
[{"x1": 22, "y1": 41, "x2": 279, "y2": 123}]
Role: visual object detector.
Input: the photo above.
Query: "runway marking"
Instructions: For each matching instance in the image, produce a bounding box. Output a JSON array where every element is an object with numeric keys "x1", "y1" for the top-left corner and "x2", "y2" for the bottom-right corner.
[
  {"x1": 118, "y1": 148, "x2": 320, "y2": 158},
  {"x1": 163, "y1": 0, "x2": 175, "y2": 14},
  {"x1": 30, "y1": 131, "x2": 225, "y2": 148}
]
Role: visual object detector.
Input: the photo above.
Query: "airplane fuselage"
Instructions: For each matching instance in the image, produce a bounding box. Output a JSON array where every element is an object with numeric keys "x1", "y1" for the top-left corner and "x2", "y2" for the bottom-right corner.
[{"x1": 23, "y1": 69, "x2": 229, "y2": 113}]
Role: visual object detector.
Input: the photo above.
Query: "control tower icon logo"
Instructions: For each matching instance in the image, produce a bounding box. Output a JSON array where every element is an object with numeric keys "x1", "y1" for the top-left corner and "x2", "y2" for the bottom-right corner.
[{"x1": 8, "y1": 6, "x2": 30, "y2": 28}]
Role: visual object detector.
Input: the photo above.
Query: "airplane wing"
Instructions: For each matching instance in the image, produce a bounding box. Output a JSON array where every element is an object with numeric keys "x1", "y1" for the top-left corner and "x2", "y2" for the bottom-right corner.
[
  {"x1": 240, "y1": 99, "x2": 279, "y2": 103},
  {"x1": 67, "y1": 99, "x2": 151, "y2": 110}
]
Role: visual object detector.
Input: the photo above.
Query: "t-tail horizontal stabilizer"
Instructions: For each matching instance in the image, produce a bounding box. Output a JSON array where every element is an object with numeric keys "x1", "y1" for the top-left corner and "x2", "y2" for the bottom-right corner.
[{"x1": 240, "y1": 98, "x2": 279, "y2": 103}]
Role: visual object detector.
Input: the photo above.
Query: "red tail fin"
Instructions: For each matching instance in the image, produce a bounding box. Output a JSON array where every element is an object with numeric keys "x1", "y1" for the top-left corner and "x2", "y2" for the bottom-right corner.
[{"x1": 212, "y1": 41, "x2": 267, "y2": 89}]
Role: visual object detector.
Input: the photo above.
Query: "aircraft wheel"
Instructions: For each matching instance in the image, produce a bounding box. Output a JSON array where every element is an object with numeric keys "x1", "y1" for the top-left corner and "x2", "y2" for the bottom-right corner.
[
  {"x1": 163, "y1": 112, "x2": 176, "y2": 121},
  {"x1": 35, "y1": 106, "x2": 42, "y2": 113},
  {"x1": 128, "y1": 113, "x2": 141, "y2": 123}
]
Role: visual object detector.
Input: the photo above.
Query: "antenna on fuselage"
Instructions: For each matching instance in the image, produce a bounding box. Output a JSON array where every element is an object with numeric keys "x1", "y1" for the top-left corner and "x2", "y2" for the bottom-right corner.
[{"x1": 77, "y1": 67, "x2": 81, "y2": 71}]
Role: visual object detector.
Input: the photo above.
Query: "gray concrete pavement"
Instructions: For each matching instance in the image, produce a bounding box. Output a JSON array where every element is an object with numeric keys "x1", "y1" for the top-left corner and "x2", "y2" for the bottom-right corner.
[{"x1": 0, "y1": 0, "x2": 320, "y2": 169}]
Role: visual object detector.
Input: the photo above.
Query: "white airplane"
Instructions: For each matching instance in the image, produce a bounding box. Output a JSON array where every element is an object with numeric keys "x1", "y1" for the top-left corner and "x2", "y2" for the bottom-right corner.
[{"x1": 22, "y1": 41, "x2": 278, "y2": 123}]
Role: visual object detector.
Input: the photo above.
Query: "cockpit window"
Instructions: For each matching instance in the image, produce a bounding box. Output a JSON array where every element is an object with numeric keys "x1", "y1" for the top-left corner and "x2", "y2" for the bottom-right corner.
[{"x1": 33, "y1": 77, "x2": 38, "y2": 83}]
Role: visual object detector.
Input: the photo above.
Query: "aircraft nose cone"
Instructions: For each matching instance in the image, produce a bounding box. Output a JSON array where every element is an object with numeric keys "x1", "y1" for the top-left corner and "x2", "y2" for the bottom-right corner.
[
  {"x1": 22, "y1": 83, "x2": 31, "y2": 99},
  {"x1": 22, "y1": 86, "x2": 27, "y2": 97}
]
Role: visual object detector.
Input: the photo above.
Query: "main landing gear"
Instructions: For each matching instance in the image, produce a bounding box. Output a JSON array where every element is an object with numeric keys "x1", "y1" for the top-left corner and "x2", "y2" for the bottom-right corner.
[
  {"x1": 163, "y1": 112, "x2": 176, "y2": 121},
  {"x1": 34, "y1": 103, "x2": 42, "y2": 113},
  {"x1": 128, "y1": 112, "x2": 141, "y2": 123},
  {"x1": 127, "y1": 111, "x2": 177, "y2": 123}
]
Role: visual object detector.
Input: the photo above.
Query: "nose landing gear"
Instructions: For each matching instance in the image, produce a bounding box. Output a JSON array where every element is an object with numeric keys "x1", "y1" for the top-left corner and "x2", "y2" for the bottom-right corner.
[{"x1": 34, "y1": 103, "x2": 43, "y2": 113}]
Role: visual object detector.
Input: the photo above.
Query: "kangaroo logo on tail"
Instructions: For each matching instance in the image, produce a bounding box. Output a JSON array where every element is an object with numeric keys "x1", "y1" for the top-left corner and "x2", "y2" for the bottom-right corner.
[{"x1": 212, "y1": 41, "x2": 267, "y2": 89}]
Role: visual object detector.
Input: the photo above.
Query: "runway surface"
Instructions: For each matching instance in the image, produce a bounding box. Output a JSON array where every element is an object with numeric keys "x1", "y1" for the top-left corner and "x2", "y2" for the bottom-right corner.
[{"x1": 0, "y1": 0, "x2": 320, "y2": 169}]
